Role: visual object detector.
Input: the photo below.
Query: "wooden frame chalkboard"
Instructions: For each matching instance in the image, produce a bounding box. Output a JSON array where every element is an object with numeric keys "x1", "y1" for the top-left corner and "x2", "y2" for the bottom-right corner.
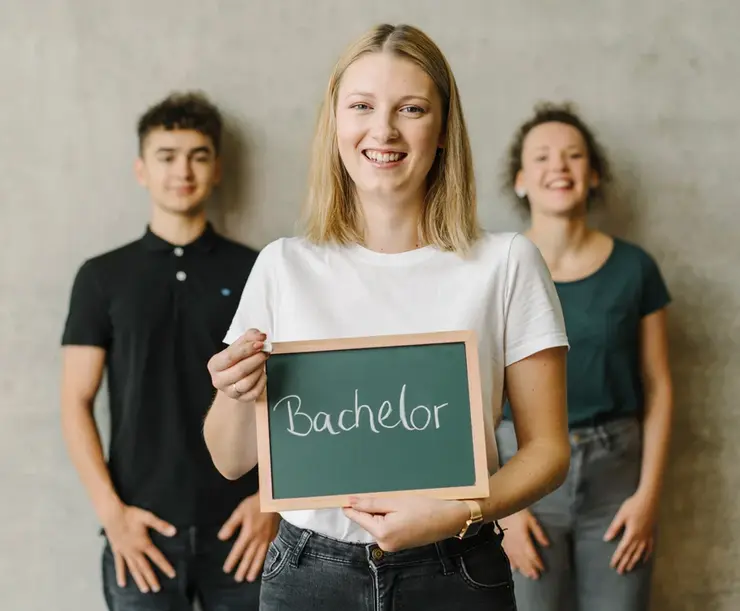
[{"x1": 255, "y1": 330, "x2": 490, "y2": 511}]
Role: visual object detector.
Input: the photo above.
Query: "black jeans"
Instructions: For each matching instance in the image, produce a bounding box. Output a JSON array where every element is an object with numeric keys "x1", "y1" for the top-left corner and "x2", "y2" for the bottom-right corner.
[
  {"x1": 102, "y1": 526, "x2": 261, "y2": 610},
  {"x1": 259, "y1": 518, "x2": 517, "y2": 610}
]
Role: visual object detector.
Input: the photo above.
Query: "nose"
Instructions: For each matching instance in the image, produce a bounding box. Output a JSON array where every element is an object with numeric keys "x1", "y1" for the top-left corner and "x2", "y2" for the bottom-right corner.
[
  {"x1": 174, "y1": 155, "x2": 194, "y2": 180},
  {"x1": 370, "y1": 109, "x2": 399, "y2": 143},
  {"x1": 550, "y1": 152, "x2": 568, "y2": 172}
]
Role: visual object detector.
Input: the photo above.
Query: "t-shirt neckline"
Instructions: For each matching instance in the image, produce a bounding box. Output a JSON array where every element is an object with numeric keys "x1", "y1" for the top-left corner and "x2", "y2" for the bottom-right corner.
[{"x1": 345, "y1": 243, "x2": 438, "y2": 266}]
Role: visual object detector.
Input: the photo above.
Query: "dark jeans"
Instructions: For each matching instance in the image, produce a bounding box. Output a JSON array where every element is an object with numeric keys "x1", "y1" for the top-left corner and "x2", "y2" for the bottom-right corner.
[
  {"x1": 102, "y1": 526, "x2": 261, "y2": 610},
  {"x1": 259, "y1": 517, "x2": 517, "y2": 610},
  {"x1": 496, "y1": 416, "x2": 653, "y2": 611}
]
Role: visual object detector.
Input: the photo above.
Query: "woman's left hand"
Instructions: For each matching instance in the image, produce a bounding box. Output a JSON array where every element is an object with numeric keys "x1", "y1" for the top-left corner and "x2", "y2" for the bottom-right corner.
[
  {"x1": 603, "y1": 491, "x2": 658, "y2": 574},
  {"x1": 343, "y1": 495, "x2": 470, "y2": 552}
]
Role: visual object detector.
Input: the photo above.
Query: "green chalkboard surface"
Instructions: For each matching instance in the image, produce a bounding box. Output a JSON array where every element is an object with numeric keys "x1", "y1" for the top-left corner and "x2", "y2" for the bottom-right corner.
[{"x1": 255, "y1": 331, "x2": 489, "y2": 511}]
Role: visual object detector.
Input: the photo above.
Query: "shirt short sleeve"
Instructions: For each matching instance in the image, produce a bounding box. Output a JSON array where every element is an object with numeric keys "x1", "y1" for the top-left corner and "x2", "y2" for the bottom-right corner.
[
  {"x1": 503, "y1": 234, "x2": 569, "y2": 366},
  {"x1": 638, "y1": 250, "x2": 671, "y2": 317},
  {"x1": 61, "y1": 259, "x2": 112, "y2": 348},
  {"x1": 223, "y1": 240, "x2": 279, "y2": 347}
]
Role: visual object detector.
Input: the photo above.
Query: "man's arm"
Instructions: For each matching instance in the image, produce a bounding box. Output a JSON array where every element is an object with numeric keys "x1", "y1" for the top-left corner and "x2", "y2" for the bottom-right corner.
[
  {"x1": 60, "y1": 345, "x2": 122, "y2": 523},
  {"x1": 61, "y1": 345, "x2": 177, "y2": 592}
]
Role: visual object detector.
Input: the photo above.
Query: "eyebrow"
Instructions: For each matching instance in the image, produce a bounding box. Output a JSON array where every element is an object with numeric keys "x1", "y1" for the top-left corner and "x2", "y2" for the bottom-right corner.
[
  {"x1": 344, "y1": 92, "x2": 432, "y2": 104},
  {"x1": 155, "y1": 146, "x2": 213, "y2": 155},
  {"x1": 532, "y1": 144, "x2": 584, "y2": 151}
]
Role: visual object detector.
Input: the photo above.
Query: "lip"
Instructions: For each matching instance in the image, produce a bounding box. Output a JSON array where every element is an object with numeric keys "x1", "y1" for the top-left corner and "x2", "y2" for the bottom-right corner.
[
  {"x1": 362, "y1": 149, "x2": 407, "y2": 169},
  {"x1": 546, "y1": 179, "x2": 574, "y2": 190},
  {"x1": 173, "y1": 186, "x2": 197, "y2": 195}
]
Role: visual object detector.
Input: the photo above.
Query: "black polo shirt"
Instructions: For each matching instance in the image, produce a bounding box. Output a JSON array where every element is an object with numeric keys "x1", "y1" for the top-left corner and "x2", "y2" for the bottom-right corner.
[{"x1": 61, "y1": 223, "x2": 259, "y2": 529}]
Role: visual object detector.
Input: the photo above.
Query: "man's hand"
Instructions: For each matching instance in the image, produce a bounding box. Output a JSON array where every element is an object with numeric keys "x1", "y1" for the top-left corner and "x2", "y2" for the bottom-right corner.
[
  {"x1": 219, "y1": 493, "x2": 280, "y2": 583},
  {"x1": 499, "y1": 509, "x2": 549, "y2": 580},
  {"x1": 102, "y1": 503, "x2": 177, "y2": 593}
]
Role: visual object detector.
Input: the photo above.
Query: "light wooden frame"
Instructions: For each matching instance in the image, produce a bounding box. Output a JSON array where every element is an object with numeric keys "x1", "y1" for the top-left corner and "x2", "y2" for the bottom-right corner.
[{"x1": 255, "y1": 330, "x2": 490, "y2": 512}]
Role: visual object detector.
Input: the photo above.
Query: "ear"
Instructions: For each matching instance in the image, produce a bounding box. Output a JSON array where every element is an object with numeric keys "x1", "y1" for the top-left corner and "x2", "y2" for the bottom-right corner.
[
  {"x1": 514, "y1": 170, "x2": 527, "y2": 197},
  {"x1": 213, "y1": 157, "x2": 223, "y2": 186},
  {"x1": 134, "y1": 157, "x2": 147, "y2": 187},
  {"x1": 589, "y1": 170, "x2": 600, "y2": 190}
]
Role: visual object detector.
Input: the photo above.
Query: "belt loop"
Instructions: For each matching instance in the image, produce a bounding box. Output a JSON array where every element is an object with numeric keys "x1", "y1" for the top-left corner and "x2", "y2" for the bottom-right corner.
[
  {"x1": 434, "y1": 541, "x2": 455, "y2": 576},
  {"x1": 493, "y1": 520, "x2": 505, "y2": 542},
  {"x1": 189, "y1": 526, "x2": 197, "y2": 555},
  {"x1": 597, "y1": 425, "x2": 612, "y2": 451},
  {"x1": 289, "y1": 529, "x2": 312, "y2": 568}
]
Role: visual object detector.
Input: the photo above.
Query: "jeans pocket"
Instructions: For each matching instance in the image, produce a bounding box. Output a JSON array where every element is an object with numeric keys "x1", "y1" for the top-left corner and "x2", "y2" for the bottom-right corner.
[
  {"x1": 261, "y1": 539, "x2": 290, "y2": 582},
  {"x1": 457, "y1": 541, "x2": 513, "y2": 591}
]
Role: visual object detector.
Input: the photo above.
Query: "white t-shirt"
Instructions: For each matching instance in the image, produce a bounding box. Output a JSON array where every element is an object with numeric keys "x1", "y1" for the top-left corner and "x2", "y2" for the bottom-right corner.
[{"x1": 224, "y1": 231, "x2": 568, "y2": 542}]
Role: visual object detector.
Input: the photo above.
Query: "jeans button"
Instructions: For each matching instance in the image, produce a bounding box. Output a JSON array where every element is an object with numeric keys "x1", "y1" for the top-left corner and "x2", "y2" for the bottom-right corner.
[{"x1": 372, "y1": 548, "x2": 384, "y2": 560}]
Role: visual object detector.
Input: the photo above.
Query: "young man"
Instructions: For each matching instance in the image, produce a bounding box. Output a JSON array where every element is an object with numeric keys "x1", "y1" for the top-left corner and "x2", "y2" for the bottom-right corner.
[{"x1": 60, "y1": 92, "x2": 277, "y2": 610}]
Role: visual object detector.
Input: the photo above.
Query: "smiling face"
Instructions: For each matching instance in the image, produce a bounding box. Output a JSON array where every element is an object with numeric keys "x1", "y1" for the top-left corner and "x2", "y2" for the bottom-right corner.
[
  {"x1": 335, "y1": 51, "x2": 444, "y2": 208},
  {"x1": 516, "y1": 121, "x2": 599, "y2": 217},
  {"x1": 135, "y1": 128, "x2": 221, "y2": 216}
]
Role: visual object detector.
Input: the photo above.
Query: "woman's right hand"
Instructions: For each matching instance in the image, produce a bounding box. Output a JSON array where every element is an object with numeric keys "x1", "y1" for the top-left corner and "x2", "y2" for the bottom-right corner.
[
  {"x1": 500, "y1": 509, "x2": 550, "y2": 580},
  {"x1": 207, "y1": 328, "x2": 269, "y2": 402}
]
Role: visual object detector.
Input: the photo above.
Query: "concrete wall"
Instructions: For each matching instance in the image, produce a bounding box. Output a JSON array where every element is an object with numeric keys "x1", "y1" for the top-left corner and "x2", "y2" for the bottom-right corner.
[{"x1": 2, "y1": 1, "x2": 738, "y2": 609}]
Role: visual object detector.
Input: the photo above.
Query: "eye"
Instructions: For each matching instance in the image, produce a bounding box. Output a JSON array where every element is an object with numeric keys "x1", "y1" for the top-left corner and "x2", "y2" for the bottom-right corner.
[
  {"x1": 350, "y1": 103, "x2": 371, "y2": 111},
  {"x1": 193, "y1": 155, "x2": 210, "y2": 163},
  {"x1": 158, "y1": 155, "x2": 174, "y2": 163},
  {"x1": 400, "y1": 105, "x2": 424, "y2": 115},
  {"x1": 535, "y1": 155, "x2": 547, "y2": 162}
]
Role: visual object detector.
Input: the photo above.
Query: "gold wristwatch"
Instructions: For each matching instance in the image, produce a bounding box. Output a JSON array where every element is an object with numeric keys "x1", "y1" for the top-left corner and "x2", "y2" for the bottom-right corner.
[{"x1": 456, "y1": 499, "x2": 484, "y2": 539}]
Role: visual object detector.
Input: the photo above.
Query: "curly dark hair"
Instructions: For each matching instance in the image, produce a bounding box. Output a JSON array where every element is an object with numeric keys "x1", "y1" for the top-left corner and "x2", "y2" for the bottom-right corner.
[
  {"x1": 502, "y1": 101, "x2": 611, "y2": 213},
  {"x1": 137, "y1": 91, "x2": 223, "y2": 155}
]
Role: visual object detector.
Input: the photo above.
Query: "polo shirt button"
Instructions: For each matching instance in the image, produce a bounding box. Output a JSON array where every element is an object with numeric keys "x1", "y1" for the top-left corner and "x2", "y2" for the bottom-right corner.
[
  {"x1": 176, "y1": 271, "x2": 187, "y2": 281},
  {"x1": 174, "y1": 247, "x2": 184, "y2": 257}
]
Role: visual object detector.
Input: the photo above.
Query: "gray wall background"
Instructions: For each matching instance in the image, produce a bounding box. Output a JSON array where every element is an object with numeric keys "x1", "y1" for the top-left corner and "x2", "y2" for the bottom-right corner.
[{"x1": 2, "y1": 1, "x2": 738, "y2": 609}]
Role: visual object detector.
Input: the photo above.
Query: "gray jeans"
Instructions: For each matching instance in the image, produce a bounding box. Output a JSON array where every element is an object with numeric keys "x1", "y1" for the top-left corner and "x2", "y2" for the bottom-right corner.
[{"x1": 496, "y1": 417, "x2": 653, "y2": 611}]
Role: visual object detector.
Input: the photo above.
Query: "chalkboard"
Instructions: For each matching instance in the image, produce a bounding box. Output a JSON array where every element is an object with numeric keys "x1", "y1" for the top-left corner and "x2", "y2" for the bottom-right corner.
[{"x1": 255, "y1": 331, "x2": 489, "y2": 511}]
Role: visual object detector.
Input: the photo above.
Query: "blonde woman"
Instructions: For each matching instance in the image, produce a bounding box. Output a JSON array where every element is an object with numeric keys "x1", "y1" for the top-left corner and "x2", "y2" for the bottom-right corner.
[{"x1": 203, "y1": 24, "x2": 570, "y2": 610}]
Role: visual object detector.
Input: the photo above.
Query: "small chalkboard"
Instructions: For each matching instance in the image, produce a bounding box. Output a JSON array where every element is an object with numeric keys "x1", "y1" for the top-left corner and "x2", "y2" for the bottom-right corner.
[{"x1": 255, "y1": 331, "x2": 489, "y2": 511}]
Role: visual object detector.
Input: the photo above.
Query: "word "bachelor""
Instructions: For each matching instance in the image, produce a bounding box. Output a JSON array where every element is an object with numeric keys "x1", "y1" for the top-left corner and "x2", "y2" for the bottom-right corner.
[{"x1": 273, "y1": 384, "x2": 448, "y2": 437}]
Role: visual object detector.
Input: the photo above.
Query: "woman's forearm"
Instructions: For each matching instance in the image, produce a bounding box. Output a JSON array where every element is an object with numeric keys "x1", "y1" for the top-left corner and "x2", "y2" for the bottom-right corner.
[
  {"x1": 479, "y1": 437, "x2": 570, "y2": 522},
  {"x1": 203, "y1": 391, "x2": 259, "y2": 480},
  {"x1": 637, "y1": 381, "x2": 673, "y2": 501}
]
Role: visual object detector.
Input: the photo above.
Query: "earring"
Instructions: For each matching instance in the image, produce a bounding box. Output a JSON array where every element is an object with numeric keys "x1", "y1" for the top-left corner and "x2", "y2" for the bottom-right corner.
[{"x1": 515, "y1": 187, "x2": 527, "y2": 198}]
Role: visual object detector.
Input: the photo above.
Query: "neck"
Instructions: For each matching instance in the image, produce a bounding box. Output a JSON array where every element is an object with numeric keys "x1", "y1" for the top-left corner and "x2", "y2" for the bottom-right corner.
[
  {"x1": 525, "y1": 213, "x2": 593, "y2": 264},
  {"x1": 358, "y1": 190, "x2": 425, "y2": 253},
  {"x1": 149, "y1": 206, "x2": 208, "y2": 246}
]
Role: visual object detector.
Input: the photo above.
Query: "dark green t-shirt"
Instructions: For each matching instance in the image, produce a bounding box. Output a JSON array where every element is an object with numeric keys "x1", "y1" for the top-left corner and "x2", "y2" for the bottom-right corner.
[{"x1": 503, "y1": 237, "x2": 671, "y2": 427}]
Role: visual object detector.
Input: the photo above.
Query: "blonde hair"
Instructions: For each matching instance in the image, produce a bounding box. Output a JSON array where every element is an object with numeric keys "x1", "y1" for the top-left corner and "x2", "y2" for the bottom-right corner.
[{"x1": 302, "y1": 24, "x2": 479, "y2": 253}]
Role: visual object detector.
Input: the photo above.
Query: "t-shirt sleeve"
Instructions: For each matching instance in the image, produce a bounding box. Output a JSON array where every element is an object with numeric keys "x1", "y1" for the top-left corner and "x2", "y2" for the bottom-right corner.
[
  {"x1": 61, "y1": 260, "x2": 112, "y2": 348},
  {"x1": 223, "y1": 241, "x2": 278, "y2": 347},
  {"x1": 503, "y1": 234, "x2": 569, "y2": 367},
  {"x1": 638, "y1": 249, "x2": 671, "y2": 317}
]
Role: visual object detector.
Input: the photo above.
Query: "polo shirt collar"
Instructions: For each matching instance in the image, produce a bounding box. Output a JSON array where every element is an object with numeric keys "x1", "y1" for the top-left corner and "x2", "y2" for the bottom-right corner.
[{"x1": 141, "y1": 222, "x2": 217, "y2": 253}]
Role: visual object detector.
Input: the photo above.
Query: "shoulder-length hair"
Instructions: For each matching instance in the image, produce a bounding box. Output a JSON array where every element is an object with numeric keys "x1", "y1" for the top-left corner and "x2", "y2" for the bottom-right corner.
[{"x1": 302, "y1": 24, "x2": 479, "y2": 253}]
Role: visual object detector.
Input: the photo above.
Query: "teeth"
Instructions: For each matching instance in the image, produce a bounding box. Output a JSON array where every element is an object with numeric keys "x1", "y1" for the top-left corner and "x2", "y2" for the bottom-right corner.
[
  {"x1": 549, "y1": 180, "x2": 572, "y2": 188},
  {"x1": 365, "y1": 151, "x2": 402, "y2": 163}
]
